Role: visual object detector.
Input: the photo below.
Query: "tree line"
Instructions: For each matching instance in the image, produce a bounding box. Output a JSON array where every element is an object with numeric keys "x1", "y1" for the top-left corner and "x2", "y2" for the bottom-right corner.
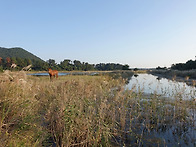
[
  {"x1": 155, "y1": 58, "x2": 196, "y2": 71},
  {"x1": 0, "y1": 57, "x2": 130, "y2": 72},
  {"x1": 171, "y1": 59, "x2": 196, "y2": 70},
  {"x1": 47, "y1": 59, "x2": 130, "y2": 71}
]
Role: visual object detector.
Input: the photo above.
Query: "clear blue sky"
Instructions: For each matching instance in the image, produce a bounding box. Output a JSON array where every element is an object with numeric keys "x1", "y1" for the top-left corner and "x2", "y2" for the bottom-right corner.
[{"x1": 1, "y1": 0, "x2": 196, "y2": 68}]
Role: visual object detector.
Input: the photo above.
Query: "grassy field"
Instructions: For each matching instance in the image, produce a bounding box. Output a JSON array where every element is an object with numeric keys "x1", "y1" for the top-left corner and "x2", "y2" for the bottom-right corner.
[{"x1": 0, "y1": 71, "x2": 195, "y2": 146}]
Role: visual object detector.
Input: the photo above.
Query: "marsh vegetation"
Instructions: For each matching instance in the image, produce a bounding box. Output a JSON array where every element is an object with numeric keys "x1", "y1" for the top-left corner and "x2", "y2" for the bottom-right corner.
[{"x1": 0, "y1": 71, "x2": 195, "y2": 146}]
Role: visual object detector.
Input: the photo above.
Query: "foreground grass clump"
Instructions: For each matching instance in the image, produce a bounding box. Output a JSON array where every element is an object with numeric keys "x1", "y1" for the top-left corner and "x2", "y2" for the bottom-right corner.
[
  {"x1": 0, "y1": 71, "x2": 195, "y2": 146},
  {"x1": 36, "y1": 75, "x2": 126, "y2": 146},
  {"x1": 0, "y1": 72, "x2": 45, "y2": 146},
  {"x1": 0, "y1": 72, "x2": 127, "y2": 146}
]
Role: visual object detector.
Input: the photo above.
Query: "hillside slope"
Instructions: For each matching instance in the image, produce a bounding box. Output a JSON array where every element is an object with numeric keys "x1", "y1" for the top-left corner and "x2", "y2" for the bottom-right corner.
[{"x1": 0, "y1": 47, "x2": 44, "y2": 62}]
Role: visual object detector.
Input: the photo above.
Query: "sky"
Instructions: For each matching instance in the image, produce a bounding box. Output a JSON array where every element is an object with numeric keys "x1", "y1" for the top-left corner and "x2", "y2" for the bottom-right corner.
[{"x1": 0, "y1": 0, "x2": 196, "y2": 68}]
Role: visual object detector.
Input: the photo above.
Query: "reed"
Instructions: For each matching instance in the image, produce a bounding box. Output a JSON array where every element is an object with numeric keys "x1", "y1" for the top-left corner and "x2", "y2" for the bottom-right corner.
[
  {"x1": 150, "y1": 69, "x2": 196, "y2": 80},
  {"x1": 0, "y1": 72, "x2": 195, "y2": 146}
]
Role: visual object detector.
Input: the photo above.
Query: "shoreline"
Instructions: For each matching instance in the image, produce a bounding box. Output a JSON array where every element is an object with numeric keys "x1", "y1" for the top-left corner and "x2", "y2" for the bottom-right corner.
[{"x1": 149, "y1": 69, "x2": 196, "y2": 87}]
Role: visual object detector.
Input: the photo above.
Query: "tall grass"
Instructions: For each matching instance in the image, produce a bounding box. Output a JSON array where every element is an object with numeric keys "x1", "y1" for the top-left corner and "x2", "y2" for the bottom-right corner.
[
  {"x1": 0, "y1": 71, "x2": 195, "y2": 146},
  {"x1": 0, "y1": 71, "x2": 44, "y2": 146}
]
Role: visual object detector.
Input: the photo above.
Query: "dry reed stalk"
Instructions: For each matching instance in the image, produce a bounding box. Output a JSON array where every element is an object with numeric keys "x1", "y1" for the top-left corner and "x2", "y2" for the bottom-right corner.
[{"x1": 0, "y1": 72, "x2": 195, "y2": 146}]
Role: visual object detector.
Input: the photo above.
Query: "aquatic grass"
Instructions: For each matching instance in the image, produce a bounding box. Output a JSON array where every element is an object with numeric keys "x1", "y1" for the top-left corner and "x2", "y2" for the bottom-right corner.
[{"x1": 114, "y1": 86, "x2": 196, "y2": 146}]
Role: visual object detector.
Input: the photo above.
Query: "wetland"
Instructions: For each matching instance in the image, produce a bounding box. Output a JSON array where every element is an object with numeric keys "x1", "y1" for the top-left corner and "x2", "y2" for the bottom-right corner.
[{"x1": 0, "y1": 70, "x2": 195, "y2": 146}]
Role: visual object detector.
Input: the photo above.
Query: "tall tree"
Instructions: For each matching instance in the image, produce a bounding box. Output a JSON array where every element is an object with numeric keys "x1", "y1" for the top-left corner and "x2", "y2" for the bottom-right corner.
[
  {"x1": 47, "y1": 59, "x2": 57, "y2": 68},
  {"x1": 73, "y1": 60, "x2": 82, "y2": 70},
  {"x1": 59, "y1": 59, "x2": 73, "y2": 71},
  {"x1": 122, "y1": 64, "x2": 130, "y2": 70}
]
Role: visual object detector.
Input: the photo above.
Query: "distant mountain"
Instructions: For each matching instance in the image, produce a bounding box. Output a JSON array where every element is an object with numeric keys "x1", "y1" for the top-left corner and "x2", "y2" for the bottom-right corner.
[{"x1": 0, "y1": 47, "x2": 44, "y2": 62}]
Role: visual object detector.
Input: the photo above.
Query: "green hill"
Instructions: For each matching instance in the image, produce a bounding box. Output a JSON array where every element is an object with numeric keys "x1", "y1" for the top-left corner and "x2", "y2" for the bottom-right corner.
[{"x1": 0, "y1": 47, "x2": 44, "y2": 62}]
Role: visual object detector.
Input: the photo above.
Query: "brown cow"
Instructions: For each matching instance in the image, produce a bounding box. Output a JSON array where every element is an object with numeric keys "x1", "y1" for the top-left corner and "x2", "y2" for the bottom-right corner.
[{"x1": 48, "y1": 68, "x2": 58, "y2": 81}]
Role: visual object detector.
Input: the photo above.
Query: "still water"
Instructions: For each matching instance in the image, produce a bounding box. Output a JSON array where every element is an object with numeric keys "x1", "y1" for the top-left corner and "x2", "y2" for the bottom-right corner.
[
  {"x1": 27, "y1": 72, "x2": 69, "y2": 76},
  {"x1": 126, "y1": 74, "x2": 196, "y2": 100},
  {"x1": 27, "y1": 72, "x2": 98, "y2": 76}
]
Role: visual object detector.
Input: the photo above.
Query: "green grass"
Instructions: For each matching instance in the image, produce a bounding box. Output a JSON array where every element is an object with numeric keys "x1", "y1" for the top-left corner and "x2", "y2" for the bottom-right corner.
[{"x1": 0, "y1": 71, "x2": 195, "y2": 146}]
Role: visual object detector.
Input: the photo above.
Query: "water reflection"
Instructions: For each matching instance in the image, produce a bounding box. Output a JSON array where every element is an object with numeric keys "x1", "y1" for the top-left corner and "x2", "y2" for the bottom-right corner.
[
  {"x1": 114, "y1": 74, "x2": 196, "y2": 146},
  {"x1": 126, "y1": 74, "x2": 196, "y2": 100}
]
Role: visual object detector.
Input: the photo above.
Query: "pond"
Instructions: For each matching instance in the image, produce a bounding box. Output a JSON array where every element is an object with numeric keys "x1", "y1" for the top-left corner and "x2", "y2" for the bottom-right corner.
[
  {"x1": 126, "y1": 74, "x2": 196, "y2": 100},
  {"x1": 27, "y1": 72, "x2": 69, "y2": 76},
  {"x1": 27, "y1": 72, "x2": 98, "y2": 76}
]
